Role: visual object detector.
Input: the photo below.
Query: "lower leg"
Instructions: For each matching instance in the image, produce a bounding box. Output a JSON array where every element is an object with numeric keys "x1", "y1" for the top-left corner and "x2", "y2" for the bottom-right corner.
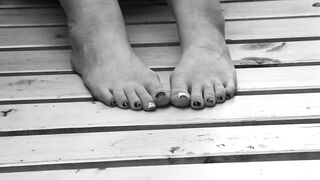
[
  {"x1": 60, "y1": 0, "x2": 170, "y2": 110},
  {"x1": 168, "y1": 0, "x2": 237, "y2": 109}
]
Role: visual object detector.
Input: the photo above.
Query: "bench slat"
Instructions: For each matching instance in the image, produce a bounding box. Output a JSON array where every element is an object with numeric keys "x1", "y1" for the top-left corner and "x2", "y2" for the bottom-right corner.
[
  {"x1": 1, "y1": 160, "x2": 320, "y2": 180},
  {"x1": 0, "y1": 124, "x2": 320, "y2": 170},
  {"x1": 1, "y1": 18, "x2": 320, "y2": 49},
  {"x1": 0, "y1": 92, "x2": 320, "y2": 134},
  {"x1": 1, "y1": 1, "x2": 319, "y2": 27},
  {"x1": 1, "y1": 41, "x2": 320, "y2": 75},
  {"x1": 1, "y1": 65, "x2": 320, "y2": 103}
]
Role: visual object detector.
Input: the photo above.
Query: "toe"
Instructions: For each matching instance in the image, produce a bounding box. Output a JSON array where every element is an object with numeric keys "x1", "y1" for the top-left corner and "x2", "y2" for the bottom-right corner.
[
  {"x1": 170, "y1": 75, "x2": 190, "y2": 107},
  {"x1": 90, "y1": 86, "x2": 116, "y2": 107},
  {"x1": 113, "y1": 88, "x2": 130, "y2": 109},
  {"x1": 225, "y1": 79, "x2": 237, "y2": 99},
  {"x1": 214, "y1": 81, "x2": 226, "y2": 103},
  {"x1": 136, "y1": 87, "x2": 156, "y2": 111},
  {"x1": 203, "y1": 83, "x2": 216, "y2": 107},
  {"x1": 125, "y1": 88, "x2": 142, "y2": 111},
  {"x1": 146, "y1": 77, "x2": 170, "y2": 107},
  {"x1": 190, "y1": 85, "x2": 205, "y2": 110}
]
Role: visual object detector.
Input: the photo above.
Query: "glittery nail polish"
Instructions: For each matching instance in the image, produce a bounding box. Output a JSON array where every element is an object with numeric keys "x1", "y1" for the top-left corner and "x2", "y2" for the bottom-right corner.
[
  {"x1": 155, "y1": 92, "x2": 166, "y2": 99},
  {"x1": 217, "y1": 96, "x2": 223, "y2": 101},
  {"x1": 122, "y1": 101, "x2": 129, "y2": 107},
  {"x1": 147, "y1": 102, "x2": 156, "y2": 110},
  {"x1": 207, "y1": 98, "x2": 214, "y2": 103},
  {"x1": 134, "y1": 102, "x2": 142, "y2": 108}
]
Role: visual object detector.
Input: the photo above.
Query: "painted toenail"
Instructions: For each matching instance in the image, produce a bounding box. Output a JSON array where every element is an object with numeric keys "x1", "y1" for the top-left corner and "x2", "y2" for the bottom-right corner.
[
  {"x1": 110, "y1": 101, "x2": 116, "y2": 106},
  {"x1": 147, "y1": 102, "x2": 156, "y2": 110},
  {"x1": 226, "y1": 94, "x2": 231, "y2": 99},
  {"x1": 122, "y1": 101, "x2": 129, "y2": 107},
  {"x1": 155, "y1": 92, "x2": 166, "y2": 99},
  {"x1": 217, "y1": 96, "x2": 224, "y2": 101},
  {"x1": 177, "y1": 92, "x2": 189, "y2": 99},
  {"x1": 134, "y1": 102, "x2": 142, "y2": 108},
  {"x1": 207, "y1": 98, "x2": 214, "y2": 103},
  {"x1": 193, "y1": 101, "x2": 201, "y2": 107}
]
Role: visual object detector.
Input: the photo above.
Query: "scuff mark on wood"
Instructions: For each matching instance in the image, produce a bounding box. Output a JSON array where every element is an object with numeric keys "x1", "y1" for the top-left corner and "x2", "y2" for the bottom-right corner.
[
  {"x1": 267, "y1": 42, "x2": 286, "y2": 52},
  {"x1": 242, "y1": 57, "x2": 280, "y2": 65},
  {"x1": 1, "y1": 109, "x2": 14, "y2": 117},
  {"x1": 9, "y1": 79, "x2": 36, "y2": 86},
  {"x1": 241, "y1": 43, "x2": 274, "y2": 50},
  {"x1": 170, "y1": 146, "x2": 180, "y2": 153}
]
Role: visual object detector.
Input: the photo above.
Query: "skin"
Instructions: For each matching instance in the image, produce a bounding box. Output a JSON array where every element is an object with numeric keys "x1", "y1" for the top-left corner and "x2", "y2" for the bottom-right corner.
[
  {"x1": 168, "y1": 0, "x2": 237, "y2": 109},
  {"x1": 59, "y1": 0, "x2": 237, "y2": 111}
]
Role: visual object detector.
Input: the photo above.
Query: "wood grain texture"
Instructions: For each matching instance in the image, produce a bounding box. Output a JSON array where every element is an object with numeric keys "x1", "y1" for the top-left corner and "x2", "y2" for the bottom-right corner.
[
  {"x1": 1, "y1": 65, "x2": 320, "y2": 103},
  {"x1": 1, "y1": 17, "x2": 320, "y2": 49},
  {"x1": 0, "y1": 93, "x2": 320, "y2": 134},
  {"x1": 1, "y1": 1, "x2": 320, "y2": 27},
  {"x1": 1, "y1": 160, "x2": 320, "y2": 180},
  {"x1": 1, "y1": 124, "x2": 320, "y2": 170},
  {"x1": 1, "y1": 41, "x2": 320, "y2": 75}
]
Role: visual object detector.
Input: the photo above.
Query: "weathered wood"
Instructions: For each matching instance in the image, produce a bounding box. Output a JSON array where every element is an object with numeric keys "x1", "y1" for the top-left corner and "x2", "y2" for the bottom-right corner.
[
  {"x1": 0, "y1": 93, "x2": 320, "y2": 134},
  {"x1": 1, "y1": 1, "x2": 320, "y2": 27},
  {"x1": 1, "y1": 160, "x2": 320, "y2": 180},
  {"x1": 1, "y1": 65, "x2": 320, "y2": 103},
  {"x1": 1, "y1": 17, "x2": 320, "y2": 49},
  {"x1": 1, "y1": 41, "x2": 320, "y2": 75},
  {"x1": 1, "y1": 124, "x2": 320, "y2": 171}
]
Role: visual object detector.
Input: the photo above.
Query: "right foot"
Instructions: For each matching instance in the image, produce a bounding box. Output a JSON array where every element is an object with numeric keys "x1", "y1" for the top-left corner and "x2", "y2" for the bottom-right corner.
[{"x1": 62, "y1": 0, "x2": 170, "y2": 111}]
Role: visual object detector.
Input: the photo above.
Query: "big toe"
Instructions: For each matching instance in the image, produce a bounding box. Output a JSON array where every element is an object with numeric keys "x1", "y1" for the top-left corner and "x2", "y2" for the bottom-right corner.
[
  {"x1": 146, "y1": 78, "x2": 170, "y2": 107},
  {"x1": 170, "y1": 75, "x2": 190, "y2": 107}
]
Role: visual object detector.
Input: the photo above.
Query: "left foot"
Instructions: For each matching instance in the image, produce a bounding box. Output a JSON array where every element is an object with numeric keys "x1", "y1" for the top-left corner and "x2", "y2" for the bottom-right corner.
[
  {"x1": 168, "y1": 0, "x2": 237, "y2": 109},
  {"x1": 170, "y1": 41, "x2": 237, "y2": 109}
]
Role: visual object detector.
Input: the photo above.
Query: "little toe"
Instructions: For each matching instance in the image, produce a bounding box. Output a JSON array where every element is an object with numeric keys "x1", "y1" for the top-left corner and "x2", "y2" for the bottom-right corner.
[
  {"x1": 136, "y1": 87, "x2": 157, "y2": 111},
  {"x1": 190, "y1": 85, "x2": 205, "y2": 110},
  {"x1": 147, "y1": 80, "x2": 170, "y2": 107},
  {"x1": 203, "y1": 84, "x2": 216, "y2": 107},
  {"x1": 226, "y1": 79, "x2": 237, "y2": 99},
  {"x1": 214, "y1": 81, "x2": 226, "y2": 103},
  {"x1": 170, "y1": 77, "x2": 190, "y2": 107},
  {"x1": 113, "y1": 88, "x2": 130, "y2": 109},
  {"x1": 125, "y1": 88, "x2": 142, "y2": 111}
]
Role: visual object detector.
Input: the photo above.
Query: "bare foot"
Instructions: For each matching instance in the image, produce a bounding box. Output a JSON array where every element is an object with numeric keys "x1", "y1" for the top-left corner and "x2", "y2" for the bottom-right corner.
[
  {"x1": 60, "y1": 0, "x2": 170, "y2": 111},
  {"x1": 168, "y1": 0, "x2": 237, "y2": 109}
]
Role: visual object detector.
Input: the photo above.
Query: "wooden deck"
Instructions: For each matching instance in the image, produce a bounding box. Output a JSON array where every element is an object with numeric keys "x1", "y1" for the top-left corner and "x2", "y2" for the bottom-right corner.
[{"x1": 1, "y1": 0, "x2": 320, "y2": 179}]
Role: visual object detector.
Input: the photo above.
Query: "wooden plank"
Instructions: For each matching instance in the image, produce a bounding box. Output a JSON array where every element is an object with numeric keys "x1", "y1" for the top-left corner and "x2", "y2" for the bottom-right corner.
[
  {"x1": 1, "y1": 17, "x2": 320, "y2": 49},
  {"x1": 1, "y1": 124, "x2": 320, "y2": 170},
  {"x1": 0, "y1": 0, "x2": 59, "y2": 9},
  {"x1": 0, "y1": 93, "x2": 320, "y2": 134},
  {"x1": 1, "y1": 41, "x2": 320, "y2": 75},
  {"x1": 1, "y1": 65, "x2": 320, "y2": 103},
  {"x1": 1, "y1": 160, "x2": 320, "y2": 179},
  {"x1": 1, "y1": 1, "x2": 320, "y2": 27}
]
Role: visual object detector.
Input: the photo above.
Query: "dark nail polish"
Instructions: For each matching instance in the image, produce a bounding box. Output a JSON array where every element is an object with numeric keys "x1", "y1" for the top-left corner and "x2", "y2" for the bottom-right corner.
[
  {"x1": 313, "y1": 2, "x2": 320, "y2": 7},
  {"x1": 226, "y1": 94, "x2": 231, "y2": 99},
  {"x1": 207, "y1": 98, "x2": 214, "y2": 103},
  {"x1": 217, "y1": 96, "x2": 223, "y2": 101},
  {"x1": 134, "y1": 102, "x2": 142, "y2": 108},
  {"x1": 155, "y1": 92, "x2": 166, "y2": 99},
  {"x1": 193, "y1": 101, "x2": 201, "y2": 107},
  {"x1": 110, "y1": 101, "x2": 116, "y2": 106},
  {"x1": 122, "y1": 101, "x2": 129, "y2": 107}
]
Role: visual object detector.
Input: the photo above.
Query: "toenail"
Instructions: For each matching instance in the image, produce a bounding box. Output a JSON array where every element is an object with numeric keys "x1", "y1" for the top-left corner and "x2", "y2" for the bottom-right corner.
[
  {"x1": 147, "y1": 102, "x2": 156, "y2": 110},
  {"x1": 207, "y1": 98, "x2": 215, "y2": 103},
  {"x1": 110, "y1": 101, "x2": 116, "y2": 106},
  {"x1": 122, "y1": 101, "x2": 129, "y2": 107},
  {"x1": 134, "y1": 102, "x2": 142, "y2": 108},
  {"x1": 217, "y1": 96, "x2": 224, "y2": 101},
  {"x1": 155, "y1": 92, "x2": 166, "y2": 99},
  {"x1": 193, "y1": 101, "x2": 201, "y2": 107},
  {"x1": 177, "y1": 92, "x2": 189, "y2": 99},
  {"x1": 226, "y1": 94, "x2": 231, "y2": 99}
]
